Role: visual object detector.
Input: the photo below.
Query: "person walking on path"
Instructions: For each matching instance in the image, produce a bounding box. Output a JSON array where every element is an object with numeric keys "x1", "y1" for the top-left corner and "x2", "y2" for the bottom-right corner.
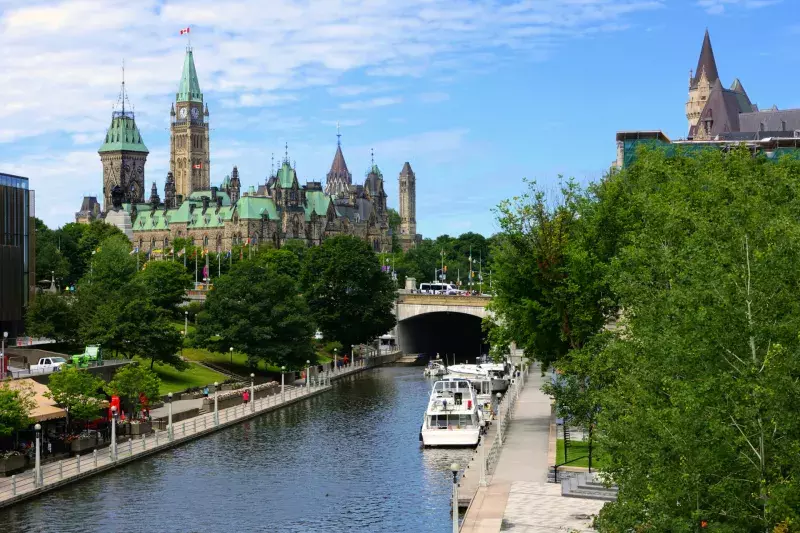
[
  {"x1": 242, "y1": 390, "x2": 250, "y2": 404},
  {"x1": 203, "y1": 386, "x2": 209, "y2": 398}
]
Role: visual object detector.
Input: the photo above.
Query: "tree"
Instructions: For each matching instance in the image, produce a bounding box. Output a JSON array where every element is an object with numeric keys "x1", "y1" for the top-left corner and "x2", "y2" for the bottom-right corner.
[
  {"x1": 198, "y1": 260, "x2": 315, "y2": 369},
  {"x1": 300, "y1": 236, "x2": 396, "y2": 353},
  {"x1": 120, "y1": 299, "x2": 185, "y2": 369},
  {"x1": 133, "y1": 260, "x2": 192, "y2": 313},
  {"x1": 34, "y1": 218, "x2": 69, "y2": 286},
  {"x1": 257, "y1": 248, "x2": 301, "y2": 282},
  {"x1": 45, "y1": 368, "x2": 105, "y2": 428},
  {"x1": 82, "y1": 234, "x2": 136, "y2": 289},
  {"x1": 25, "y1": 292, "x2": 79, "y2": 344},
  {"x1": 104, "y1": 364, "x2": 161, "y2": 419},
  {"x1": 0, "y1": 382, "x2": 34, "y2": 436}
]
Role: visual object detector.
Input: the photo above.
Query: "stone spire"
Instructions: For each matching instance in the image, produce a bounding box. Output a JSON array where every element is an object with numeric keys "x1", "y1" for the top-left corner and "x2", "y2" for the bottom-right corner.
[
  {"x1": 230, "y1": 165, "x2": 241, "y2": 204},
  {"x1": 398, "y1": 162, "x2": 417, "y2": 248},
  {"x1": 691, "y1": 29, "x2": 719, "y2": 90},
  {"x1": 149, "y1": 182, "x2": 160, "y2": 205},
  {"x1": 164, "y1": 172, "x2": 176, "y2": 209},
  {"x1": 324, "y1": 143, "x2": 352, "y2": 197}
]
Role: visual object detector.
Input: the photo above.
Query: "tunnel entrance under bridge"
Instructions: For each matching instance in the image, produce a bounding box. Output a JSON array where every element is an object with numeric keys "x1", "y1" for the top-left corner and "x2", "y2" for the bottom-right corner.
[{"x1": 396, "y1": 312, "x2": 489, "y2": 364}]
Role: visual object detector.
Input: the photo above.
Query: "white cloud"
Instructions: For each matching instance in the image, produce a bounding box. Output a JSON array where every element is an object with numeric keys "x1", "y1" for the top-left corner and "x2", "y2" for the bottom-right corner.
[
  {"x1": 340, "y1": 97, "x2": 403, "y2": 110},
  {"x1": 697, "y1": 0, "x2": 782, "y2": 14},
  {"x1": 359, "y1": 129, "x2": 469, "y2": 160},
  {"x1": 0, "y1": 0, "x2": 662, "y2": 227}
]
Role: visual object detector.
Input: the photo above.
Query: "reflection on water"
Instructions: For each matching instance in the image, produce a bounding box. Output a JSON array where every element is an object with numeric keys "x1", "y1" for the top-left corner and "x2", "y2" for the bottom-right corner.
[{"x1": 1, "y1": 367, "x2": 475, "y2": 533}]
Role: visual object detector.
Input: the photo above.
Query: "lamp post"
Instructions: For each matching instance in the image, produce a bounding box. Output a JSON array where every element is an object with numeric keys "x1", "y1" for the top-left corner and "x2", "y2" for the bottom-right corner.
[
  {"x1": 184, "y1": 311, "x2": 188, "y2": 337},
  {"x1": 250, "y1": 373, "x2": 255, "y2": 413},
  {"x1": 496, "y1": 393, "x2": 503, "y2": 442},
  {"x1": 110, "y1": 406, "x2": 118, "y2": 461},
  {"x1": 1, "y1": 331, "x2": 7, "y2": 379},
  {"x1": 167, "y1": 392, "x2": 174, "y2": 441},
  {"x1": 34, "y1": 423, "x2": 42, "y2": 486},
  {"x1": 230, "y1": 347, "x2": 234, "y2": 365},
  {"x1": 450, "y1": 463, "x2": 460, "y2": 533},
  {"x1": 333, "y1": 348, "x2": 338, "y2": 373},
  {"x1": 281, "y1": 366, "x2": 286, "y2": 403},
  {"x1": 306, "y1": 360, "x2": 311, "y2": 389},
  {"x1": 213, "y1": 382, "x2": 219, "y2": 426}
]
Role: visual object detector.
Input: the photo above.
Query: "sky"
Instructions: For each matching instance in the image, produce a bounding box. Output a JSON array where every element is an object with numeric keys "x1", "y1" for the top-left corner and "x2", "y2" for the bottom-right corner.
[{"x1": 1, "y1": 0, "x2": 798, "y2": 238}]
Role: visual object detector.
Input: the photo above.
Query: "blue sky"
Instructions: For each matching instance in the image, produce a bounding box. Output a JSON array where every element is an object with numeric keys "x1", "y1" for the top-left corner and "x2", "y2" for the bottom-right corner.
[{"x1": 1, "y1": 0, "x2": 797, "y2": 238}]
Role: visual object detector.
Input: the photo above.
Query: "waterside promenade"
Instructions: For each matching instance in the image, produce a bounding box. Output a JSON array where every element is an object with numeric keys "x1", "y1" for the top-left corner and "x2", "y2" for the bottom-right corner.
[
  {"x1": 0, "y1": 358, "x2": 395, "y2": 510},
  {"x1": 460, "y1": 367, "x2": 604, "y2": 533}
]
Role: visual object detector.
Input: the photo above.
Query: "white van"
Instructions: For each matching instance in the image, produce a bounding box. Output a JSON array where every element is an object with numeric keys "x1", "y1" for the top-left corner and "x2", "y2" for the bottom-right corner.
[{"x1": 419, "y1": 282, "x2": 460, "y2": 295}]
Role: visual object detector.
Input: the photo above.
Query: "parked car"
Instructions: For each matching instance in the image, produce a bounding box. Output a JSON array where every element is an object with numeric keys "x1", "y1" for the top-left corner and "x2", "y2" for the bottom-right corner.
[{"x1": 30, "y1": 357, "x2": 68, "y2": 373}]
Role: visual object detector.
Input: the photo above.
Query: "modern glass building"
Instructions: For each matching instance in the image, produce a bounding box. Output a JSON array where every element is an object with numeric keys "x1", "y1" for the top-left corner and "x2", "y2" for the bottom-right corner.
[{"x1": 0, "y1": 172, "x2": 35, "y2": 338}]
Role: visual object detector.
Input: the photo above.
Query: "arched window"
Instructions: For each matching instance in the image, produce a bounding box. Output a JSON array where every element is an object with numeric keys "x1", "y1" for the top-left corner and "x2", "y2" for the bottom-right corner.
[
  {"x1": 151, "y1": 238, "x2": 156, "y2": 249},
  {"x1": 164, "y1": 237, "x2": 169, "y2": 249},
  {"x1": 203, "y1": 236, "x2": 209, "y2": 246},
  {"x1": 138, "y1": 238, "x2": 143, "y2": 250}
]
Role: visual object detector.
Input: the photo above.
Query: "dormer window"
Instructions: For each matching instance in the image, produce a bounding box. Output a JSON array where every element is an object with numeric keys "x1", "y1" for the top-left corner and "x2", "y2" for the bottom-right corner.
[
  {"x1": 760, "y1": 122, "x2": 766, "y2": 132},
  {"x1": 781, "y1": 120, "x2": 787, "y2": 131}
]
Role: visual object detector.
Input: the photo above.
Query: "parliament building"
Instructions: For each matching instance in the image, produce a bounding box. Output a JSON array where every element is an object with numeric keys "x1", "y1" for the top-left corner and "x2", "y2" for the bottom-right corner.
[{"x1": 76, "y1": 48, "x2": 422, "y2": 253}]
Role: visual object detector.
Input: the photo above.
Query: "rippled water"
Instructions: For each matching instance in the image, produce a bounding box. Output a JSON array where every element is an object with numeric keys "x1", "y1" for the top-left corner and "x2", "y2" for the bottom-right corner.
[{"x1": 1, "y1": 367, "x2": 475, "y2": 533}]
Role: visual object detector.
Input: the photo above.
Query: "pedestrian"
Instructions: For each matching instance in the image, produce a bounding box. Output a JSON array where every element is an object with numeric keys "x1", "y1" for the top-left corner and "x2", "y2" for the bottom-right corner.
[
  {"x1": 242, "y1": 390, "x2": 249, "y2": 404},
  {"x1": 203, "y1": 386, "x2": 209, "y2": 398}
]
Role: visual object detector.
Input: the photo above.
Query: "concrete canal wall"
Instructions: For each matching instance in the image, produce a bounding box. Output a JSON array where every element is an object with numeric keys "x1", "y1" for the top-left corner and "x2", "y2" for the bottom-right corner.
[{"x1": 0, "y1": 352, "x2": 401, "y2": 510}]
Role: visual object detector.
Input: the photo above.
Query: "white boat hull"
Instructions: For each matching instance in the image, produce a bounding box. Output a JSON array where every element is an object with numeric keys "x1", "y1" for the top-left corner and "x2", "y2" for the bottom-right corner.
[{"x1": 421, "y1": 426, "x2": 480, "y2": 447}]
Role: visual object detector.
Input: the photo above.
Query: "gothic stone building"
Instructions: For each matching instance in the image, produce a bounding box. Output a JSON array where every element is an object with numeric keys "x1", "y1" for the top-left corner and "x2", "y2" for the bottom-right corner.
[
  {"x1": 77, "y1": 47, "x2": 421, "y2": 253},
  {"x1": 616, "y1": 29, "x2": 800, "y2": 169}
]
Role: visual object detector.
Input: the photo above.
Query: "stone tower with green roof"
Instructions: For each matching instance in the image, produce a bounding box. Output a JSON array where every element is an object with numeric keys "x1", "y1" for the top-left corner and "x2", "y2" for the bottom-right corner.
[
  {"x1": 98, "y1": 76, "x2": 149, "y2": 212},
  {"x1": 170, "y1": 47, "x2": 210, "y2": 202}
]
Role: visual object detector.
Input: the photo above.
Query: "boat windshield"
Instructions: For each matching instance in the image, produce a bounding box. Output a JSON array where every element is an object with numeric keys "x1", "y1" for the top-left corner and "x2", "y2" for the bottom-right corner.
[{"x1": 434, "y1": 380, "x2": 471, "y2": 392}]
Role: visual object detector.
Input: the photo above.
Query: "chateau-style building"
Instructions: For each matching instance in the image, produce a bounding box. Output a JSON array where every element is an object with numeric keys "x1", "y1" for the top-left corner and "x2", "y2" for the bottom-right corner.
[
  {"x1": 77, "y1": 48, "x2": 422, "y2": 253},
  {"x1": 616, "y1": 30, "x2": 800, "y2": 169}
]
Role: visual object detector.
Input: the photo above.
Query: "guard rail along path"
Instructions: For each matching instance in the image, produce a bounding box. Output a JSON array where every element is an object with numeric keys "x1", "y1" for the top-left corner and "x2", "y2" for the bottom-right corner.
[
  {"x1": 457, "y1": 364, "x2": 529, "y2": 510},
  {"x1": 0, "y1": 357, "x2": 391, "y2": 510}
]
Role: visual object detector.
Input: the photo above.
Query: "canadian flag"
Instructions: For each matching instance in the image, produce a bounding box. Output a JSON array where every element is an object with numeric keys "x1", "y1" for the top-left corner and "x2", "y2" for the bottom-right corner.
[
  {"x1": 193, "y1": 163, "x2": 202, "y2": 169},
  {"x1": 179, "y1": 27, "x2": 190, "y2": 35}
]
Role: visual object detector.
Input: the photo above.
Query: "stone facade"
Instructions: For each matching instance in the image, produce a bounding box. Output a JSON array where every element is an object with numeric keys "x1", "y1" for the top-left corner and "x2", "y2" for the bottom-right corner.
[
  {"x1": 79, "y1": 47, "x2": 419, "y2": 253},
  {"x1": 397, "y1": 161, "x2": 421, "y2": 251}
]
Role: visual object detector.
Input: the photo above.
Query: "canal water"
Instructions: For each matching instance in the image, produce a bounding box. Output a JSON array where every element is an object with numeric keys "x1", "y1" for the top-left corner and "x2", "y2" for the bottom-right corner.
[{"x1": 1, "y1": 367, "x2": 475, "y2": 533}]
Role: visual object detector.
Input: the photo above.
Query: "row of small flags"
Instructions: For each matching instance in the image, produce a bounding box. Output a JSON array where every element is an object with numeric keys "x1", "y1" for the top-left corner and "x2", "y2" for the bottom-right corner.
[{"x1": 128, "y1": 247, "x2": 242, "y2": 258}]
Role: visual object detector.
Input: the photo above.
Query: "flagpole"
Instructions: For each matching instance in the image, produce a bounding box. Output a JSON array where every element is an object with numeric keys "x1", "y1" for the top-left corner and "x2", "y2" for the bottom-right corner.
[
  {"x1": 195, "y1": 251, "x2": 198, "y2": 285},
  {"x1": 137, "y1": 252, "x2": 140, "y2": 272},
  {"x1": 218, "y1": 252, "x2": 221, "y2": 277}
]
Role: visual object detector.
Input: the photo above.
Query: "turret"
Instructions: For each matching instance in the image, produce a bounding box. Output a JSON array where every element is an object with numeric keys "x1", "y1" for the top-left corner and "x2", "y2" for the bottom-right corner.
[
  {"x1": 230, "y1": 165, "x2": 241, "y2": 204},
  {"x1": 164, "y1": 171, "x2": 177, "y2": 209},
  {"x1": 149, "y1": 182, "x2": 160, "y2": 206}
]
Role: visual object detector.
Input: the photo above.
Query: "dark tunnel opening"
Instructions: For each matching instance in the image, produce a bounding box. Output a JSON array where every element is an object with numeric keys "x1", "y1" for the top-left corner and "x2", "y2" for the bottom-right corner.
[{"x1": 396, "y1": 312, "x2": 489, "y2": 364}]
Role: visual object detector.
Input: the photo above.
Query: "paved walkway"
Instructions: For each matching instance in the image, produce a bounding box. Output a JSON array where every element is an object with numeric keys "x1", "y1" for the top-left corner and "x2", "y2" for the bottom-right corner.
[{"x1": 461, "y1": 367, "x2": 604, "y2": 533}]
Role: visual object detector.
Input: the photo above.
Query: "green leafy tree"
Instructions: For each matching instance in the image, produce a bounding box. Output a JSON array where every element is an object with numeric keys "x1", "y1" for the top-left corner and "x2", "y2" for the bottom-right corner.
[
  {"x1": 0, "y1": 382, "x2": 35, "y2": 436},
  {"x1": 45, "y1": 368, "x2": 105, "y2": 428},
  {"x1": 120, "y1": 299, "x2": 185, "y2": 370},
  {"x1": 104, "y1": 364, "x2": 161, "y2": 418},
  {"x1": 198, "y1": 260, "x2": 315, "y2": 369},
  {"x1": 25, "y1": 292, "x2": 79, "y2": 344},
  {"x1": 300, "y1": 235, "x2": 396, "y2": 354},
  {"x1": 34, "y1": 218, "x2": 69, "y2": 286},
  {"x1": 133, "y1": 260, "x2": 192, "y2": 313}
]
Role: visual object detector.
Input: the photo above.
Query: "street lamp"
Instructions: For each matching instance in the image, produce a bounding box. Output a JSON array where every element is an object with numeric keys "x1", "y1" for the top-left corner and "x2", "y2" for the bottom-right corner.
[
  {"x1": 496, "y1": 393, "x2": 503, "y2": 442},
  {"x1": 1, "y1": 331, "x2": 7, "y2": 379},
  {"x1": 333, "y1": 348, "x2": 338, "y2": 372},
  {"x1": 184, "y1": 311, "x2": 188, "y2": 337},
  {"x1": 479, "y1": 420, "x2": 487, "y2": 487},
  {"x1": 34, "y1": 423, "x2": 42, "y2": 486},
  {"x1": 110, "y1": 406, "x2": 118, "y2": 461},
  {"x1": 167, "y1": 392, "x2": 174, "y2": 441},
  {"x1": 250, "y1": 373, "x2": 255, "y2": 413},
  {"x1": 213, "y1": 382, "x2": 219, "y2": 425},
  {"x1": 281, "y1": 366, "x2": 286, "y2": 403},
  {"x1": 230, "y1": 347, "x2": 234, "y2": 364},
  {"x1": 306, "y1": 360, "x2": 311, "y2": 389},
  {"x1": 450, "y1": 463, "x2": 460, "y2": 533}
]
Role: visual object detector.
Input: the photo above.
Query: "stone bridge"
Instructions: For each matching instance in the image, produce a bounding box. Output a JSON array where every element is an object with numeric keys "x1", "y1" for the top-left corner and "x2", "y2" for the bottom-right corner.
[{"x1": 394, "y1": 293, "x2": 492, "y2": 360}]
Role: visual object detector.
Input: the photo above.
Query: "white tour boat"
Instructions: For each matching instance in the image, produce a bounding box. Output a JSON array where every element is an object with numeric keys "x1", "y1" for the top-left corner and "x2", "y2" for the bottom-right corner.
[
  {"x1": 446, "y1": 362, "x2": 510, "y2": 393},
  {"x1": 420, "y1": 378, "x2": 481, "y2": 447},
  {"x1": 423, "y1": 360, "x2": 447, "y2": 377}
]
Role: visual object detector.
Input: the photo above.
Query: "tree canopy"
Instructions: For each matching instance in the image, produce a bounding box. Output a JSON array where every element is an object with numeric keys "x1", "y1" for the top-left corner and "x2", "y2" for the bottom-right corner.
[
  {"x1": 104, "y1": 364, "x2": 161, "y2": 418},
  {"x1": 301, "y1": 236, "x2": 396, "y2": 353},
  {"x1": 45, "y1": 367, "x2": 105, "y2": 426},
  {"x1": 0, "y1": 382, "x2": 34, "y2": 436}
]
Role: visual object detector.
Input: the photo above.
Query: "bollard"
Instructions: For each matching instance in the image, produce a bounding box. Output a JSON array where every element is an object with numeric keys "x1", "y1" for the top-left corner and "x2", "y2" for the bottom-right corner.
[
  {"x1": 11, "y1": 475, "x2": 16, "y2": 496},
  {"x1": 59, "y1": 460, "x2": 63, "y2": 481},
  {"x1": 76, "y1": 454, "x2": 81, "y2": 474}
]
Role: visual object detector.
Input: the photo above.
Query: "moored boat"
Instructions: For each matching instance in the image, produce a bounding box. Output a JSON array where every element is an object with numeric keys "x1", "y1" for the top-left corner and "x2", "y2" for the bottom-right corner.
[{"x1": 420, "y1": 378, "x2": 481, "y2": 447}]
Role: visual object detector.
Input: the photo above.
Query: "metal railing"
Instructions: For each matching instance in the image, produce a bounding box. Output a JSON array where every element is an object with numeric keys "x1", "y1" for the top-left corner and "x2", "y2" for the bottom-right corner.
[
  {"x1": 7, "y1": 360, "x2": 131, "y2": 379},
  {"x1": 484, "y1": 366, "x2": 529, "y2": 476},
  {"x1": 0, "y1": 365, "x2": 365, "y2": 505}
]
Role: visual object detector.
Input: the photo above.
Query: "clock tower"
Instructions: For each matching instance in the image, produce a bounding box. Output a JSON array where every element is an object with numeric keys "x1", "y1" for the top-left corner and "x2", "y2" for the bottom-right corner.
[{"x1": 170, "y1": 47, "x2": 210, "y2": 200}]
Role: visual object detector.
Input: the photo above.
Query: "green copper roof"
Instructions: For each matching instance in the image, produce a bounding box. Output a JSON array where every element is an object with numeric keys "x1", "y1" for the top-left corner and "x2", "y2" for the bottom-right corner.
[
  {"x1": 177, "y1": 49, "x2": 203, "y2": 103},
  {"x1": 305, "y1": 190, "x2": 331, "y2": 221},
  {"x1": 276, "y1": 161, "x2": 297, "y2": 189},
  {"x1": 236, "y1": 196, "x2": 278, "y2": 220},
  {"x1": 98, "y1": 115, "x2": 149, "y2": 154},
  {"x1": 188, "y1": 190, "x2": 232, "y2": 205}
]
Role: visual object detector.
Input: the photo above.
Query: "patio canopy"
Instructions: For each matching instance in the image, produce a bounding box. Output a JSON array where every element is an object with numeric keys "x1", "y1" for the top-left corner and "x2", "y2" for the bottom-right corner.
[{"x1": 7, "y1": 378, "x2": 66, "y2": 422}]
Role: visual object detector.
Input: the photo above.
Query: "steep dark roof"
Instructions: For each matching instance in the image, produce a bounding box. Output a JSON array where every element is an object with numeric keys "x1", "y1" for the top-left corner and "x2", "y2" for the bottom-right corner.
[
  {"x1": 400, "y1": 162, "x2": 413, "y2": 175},
  {"x1": 328, "y1": 145, "x2": 350, "y2": 178},
  {"x1": 325, "y1": 144, "x2": 352, "y2": 196},
  {"x1": 691, "y1": 29, "x2": 720, "y2": 89},
  {"x1": 740, "y1": 108, "x2": 800, "y2": 133},
  {"x1": 695, "y1": 79, "x2": 742, "y2": 138}
]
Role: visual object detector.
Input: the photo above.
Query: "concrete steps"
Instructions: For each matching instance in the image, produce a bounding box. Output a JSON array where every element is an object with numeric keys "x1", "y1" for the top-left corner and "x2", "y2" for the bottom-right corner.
[{"x1": 561, "y1": 472, "x2": 618, "y2": 502}]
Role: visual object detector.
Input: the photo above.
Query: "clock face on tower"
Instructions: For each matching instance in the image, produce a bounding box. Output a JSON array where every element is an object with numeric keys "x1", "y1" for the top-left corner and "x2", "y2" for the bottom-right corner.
[
  {"x1": 191, "y1": 107, "x2": 199, "y2": 120},
  {"x1": 179, "y1": 107, "x2": 187, "y2": 119}
]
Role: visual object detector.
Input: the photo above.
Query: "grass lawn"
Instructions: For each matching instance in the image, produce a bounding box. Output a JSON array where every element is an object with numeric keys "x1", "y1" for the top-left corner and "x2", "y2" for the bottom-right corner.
[
  {"x1": 171, "y1": 320, "x2": 196, "y2": 336},
  {"x1": 556, "y1": 438, "x2": 606, "y2": 469},
  {"x1": 136, "y1": 357, "x2": 227, "y2": 395}
]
